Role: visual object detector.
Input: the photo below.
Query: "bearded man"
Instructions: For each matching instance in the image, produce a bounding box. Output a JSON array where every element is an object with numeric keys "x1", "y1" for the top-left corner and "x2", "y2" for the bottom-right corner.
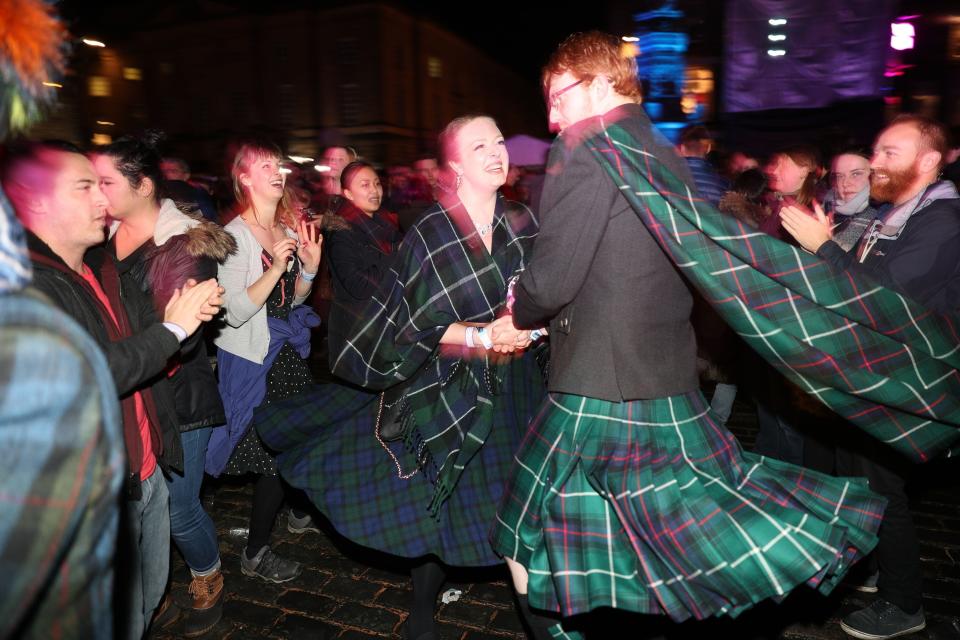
[{"x1": 782, "y1": 113, "x2": 960, "y2": 640}]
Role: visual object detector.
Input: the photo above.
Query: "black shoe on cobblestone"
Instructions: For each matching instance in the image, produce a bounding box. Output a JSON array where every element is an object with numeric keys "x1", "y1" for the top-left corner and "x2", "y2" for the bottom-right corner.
[
  {"x1": 241, "y1": 545, "x2": 302, "y2": 584},
  {"x1": 840, "y1": 600, "x2": 925, "y2": 639}
]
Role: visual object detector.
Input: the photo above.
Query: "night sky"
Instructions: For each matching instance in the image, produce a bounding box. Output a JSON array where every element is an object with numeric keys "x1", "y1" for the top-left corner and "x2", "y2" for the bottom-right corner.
[{"x1": 59, "y1": 0, "x2": 630, "y2": 83}]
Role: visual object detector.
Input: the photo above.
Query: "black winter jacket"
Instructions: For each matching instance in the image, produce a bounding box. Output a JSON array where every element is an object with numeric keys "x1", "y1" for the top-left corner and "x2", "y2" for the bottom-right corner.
[
  {"x1": 817, "y1": 195, "x2": 960, "y2": 315},
  {"x1": 112, "y1": 209, "x2": 236, "y2": 432},
  {"x1": 27, "y1": 231, "x2": 184, "y2": 490}
]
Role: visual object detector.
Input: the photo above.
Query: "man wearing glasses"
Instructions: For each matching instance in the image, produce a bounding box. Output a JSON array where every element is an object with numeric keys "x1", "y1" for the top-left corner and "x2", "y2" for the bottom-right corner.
[{"x1": 782, "y1": 114, "x2": 960, "y2": 640}]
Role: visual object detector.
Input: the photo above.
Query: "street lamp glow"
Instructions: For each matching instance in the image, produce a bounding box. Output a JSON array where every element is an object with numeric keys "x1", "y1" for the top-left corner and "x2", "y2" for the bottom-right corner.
[
  {"x1": 768, "y1": 34, "x2": 786, "y2": 41},
  {"x1": 768, "y1": 18, "x2": 787, "y2": 26},
  {"x1": 82, "y1": 38, "x2": 106, "y2": 47},
  {"x1": 767, "y1": 49, "x2": 787, "y2": 56}
]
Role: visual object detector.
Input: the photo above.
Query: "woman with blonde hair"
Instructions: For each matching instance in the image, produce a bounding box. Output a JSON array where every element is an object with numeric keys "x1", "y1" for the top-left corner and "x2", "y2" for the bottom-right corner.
[
  {"x1": 205, "y1": 139, "x2": 321, "y2": 584},
  {"x1": 257, "y1": 115, "x2": 546, "y2": 640}
]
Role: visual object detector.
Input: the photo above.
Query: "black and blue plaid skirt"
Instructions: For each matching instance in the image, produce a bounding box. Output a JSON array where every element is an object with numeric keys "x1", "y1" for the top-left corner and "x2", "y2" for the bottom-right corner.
[{"x1": 256, "y1": 353, "x2": 545, "y2": 567}]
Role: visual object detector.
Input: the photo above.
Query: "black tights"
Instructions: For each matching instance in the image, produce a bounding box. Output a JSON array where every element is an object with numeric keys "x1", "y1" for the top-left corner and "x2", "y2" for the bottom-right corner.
[
  {"x1": 407, "y1": 560, "x2": 446, "y2": 638},
  {"x1": 246, "y1": 473, "x2": 285, "y2": 554}
]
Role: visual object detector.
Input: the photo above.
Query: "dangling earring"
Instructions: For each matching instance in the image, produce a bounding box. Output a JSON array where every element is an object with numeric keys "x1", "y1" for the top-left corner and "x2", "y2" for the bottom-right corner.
[{"x1": 455, "y1": 173, "x2": 463, "y2": 191}]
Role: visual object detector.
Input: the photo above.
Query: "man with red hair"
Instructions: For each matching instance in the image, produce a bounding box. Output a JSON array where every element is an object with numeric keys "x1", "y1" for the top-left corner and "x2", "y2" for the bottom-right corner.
[{"x1": 492, "y1": 31, "x2": 885, "y2": 639}]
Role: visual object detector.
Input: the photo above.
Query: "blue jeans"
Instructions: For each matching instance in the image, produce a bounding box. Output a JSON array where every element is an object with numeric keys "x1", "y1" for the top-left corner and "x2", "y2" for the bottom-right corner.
[
  {"x1": 167, "y1": 427, "x2": 220, "y2": 573},
  {"x1": 119, "y1": 467, "x2": 169, "y2": 640}
]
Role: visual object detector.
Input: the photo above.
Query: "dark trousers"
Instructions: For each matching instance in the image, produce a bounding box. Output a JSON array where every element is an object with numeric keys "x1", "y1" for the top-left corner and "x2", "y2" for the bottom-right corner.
[{"x1": 837, "y1": 440, "x2": 923, "y2": 613}]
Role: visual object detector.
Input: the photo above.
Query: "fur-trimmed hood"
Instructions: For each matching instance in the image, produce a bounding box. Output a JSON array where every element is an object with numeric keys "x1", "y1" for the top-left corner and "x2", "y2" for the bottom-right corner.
[
  {"x1": 718, "y1": 191, "x2": 770, "y2": 229},
  {"x1": 110, "y1": 199, "x2": 236, "y2": 263}
]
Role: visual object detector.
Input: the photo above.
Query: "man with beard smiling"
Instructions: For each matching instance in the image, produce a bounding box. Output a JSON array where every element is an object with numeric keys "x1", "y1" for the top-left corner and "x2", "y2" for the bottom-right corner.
[{"x1": 781, "y1": 114, "x2": 960, "y2": 640}]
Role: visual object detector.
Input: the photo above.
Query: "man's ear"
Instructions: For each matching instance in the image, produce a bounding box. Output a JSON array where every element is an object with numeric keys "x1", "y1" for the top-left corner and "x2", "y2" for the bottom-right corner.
[
  {"x1": 591, "y1": 75, "x2": 611, "y2": 102},
  {"x1": 918, "y1": 149, "x2": 941, "y2": 176}
]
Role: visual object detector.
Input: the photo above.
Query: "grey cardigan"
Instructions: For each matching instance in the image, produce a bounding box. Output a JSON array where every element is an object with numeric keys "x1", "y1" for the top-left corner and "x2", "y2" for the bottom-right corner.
[{"x1": 214, "y1": 216, "x2": 307, "y2": 364}]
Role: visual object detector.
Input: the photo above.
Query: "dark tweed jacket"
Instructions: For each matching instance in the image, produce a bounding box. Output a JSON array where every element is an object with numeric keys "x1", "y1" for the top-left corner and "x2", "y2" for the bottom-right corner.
[{"x1": 513, "y1": 103, "x2": 700, "y2": 402}]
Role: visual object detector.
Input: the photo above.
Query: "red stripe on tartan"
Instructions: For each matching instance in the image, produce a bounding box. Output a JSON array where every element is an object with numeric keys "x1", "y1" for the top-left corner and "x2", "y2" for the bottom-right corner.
[
  {"x1": 943, "y1": 314, "x2": 960, "y2": 345},
  {"x1": 0, "y1": 493, "x2": 77, "y2": 508},
  {"x1": 791, "y1": 475, "x2": 886, "y2": 521},
  {"x1": 580, "y1": 449, "x2": 654, "y2": 463},
  {"x1": 734, "y1": 480, "x2": 791, "y2": 509},
  {"x1": 882, "y1": 310, "x2": 940, "y2": 336},
  {"x1": 544, "y1": 527, "x2": 617, "y2": 540},
  {"x1": 846, "y1": 322, "x2": 877, "y2": 374},
  {"x1": 842, "y1": 270, "x2": 879, "y2": 328},
  {"x1": 24, "y1": 432, "x2": 99, "y2": 624},
  {"x1": 505, "y1": 490, "x2": 542, "y2": 522},
  {"x1": 765, "y1": 263, "x2": 826, "y2": 279},
  {"x1": 698, "y1": 506, "x2": 723, "y2": 526},
  {"x1": 738, "y1": 219, "x2": 761, "y2": 268},
  {"x1": 842, "y1": 405, "x2": 927, "y2": 462},
  {"x1": 753, "y1": 294, "x2": 802, "y2": 311},
  {"x1": 561, "y1": 482, "x2": 573, "y2": 614},
  {"x1": 724, "y1": 250, "x2": 750, "y2": 307}
]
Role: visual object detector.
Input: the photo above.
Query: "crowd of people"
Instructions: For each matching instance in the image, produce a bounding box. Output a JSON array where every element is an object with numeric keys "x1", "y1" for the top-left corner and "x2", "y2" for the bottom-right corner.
[{"x1": 1, "y1": 27, "x2": 959, "y2": 640}]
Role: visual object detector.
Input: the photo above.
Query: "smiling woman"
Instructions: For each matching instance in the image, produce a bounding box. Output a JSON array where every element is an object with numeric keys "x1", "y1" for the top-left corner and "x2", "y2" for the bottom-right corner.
[
  {"x1": 254, "y1": 114, "x2": 546, "y2": 640},
  {"x1": 205, "y1": 138, "x2": 322, "y2": 587}
]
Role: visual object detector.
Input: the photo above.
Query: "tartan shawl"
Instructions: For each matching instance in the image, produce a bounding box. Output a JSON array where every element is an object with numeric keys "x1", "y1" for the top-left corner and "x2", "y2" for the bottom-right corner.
[
  {"x1": 586, "y1": 115, "x2": 959, "y2": 463},
  {"x1": 331, "y1": 194, "x2": 540, "y2": 511}
]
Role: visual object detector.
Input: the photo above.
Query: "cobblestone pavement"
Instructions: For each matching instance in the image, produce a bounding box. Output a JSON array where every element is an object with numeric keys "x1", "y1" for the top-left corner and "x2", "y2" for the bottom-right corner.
[{"x1": 150, "y1": 394, "x2": 960, "y2": 639}]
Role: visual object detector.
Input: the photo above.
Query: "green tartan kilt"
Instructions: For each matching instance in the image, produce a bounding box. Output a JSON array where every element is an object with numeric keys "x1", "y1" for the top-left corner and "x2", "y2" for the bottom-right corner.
[{"x1": 491, "y1": 391, "x2": 886, "y2": 622}]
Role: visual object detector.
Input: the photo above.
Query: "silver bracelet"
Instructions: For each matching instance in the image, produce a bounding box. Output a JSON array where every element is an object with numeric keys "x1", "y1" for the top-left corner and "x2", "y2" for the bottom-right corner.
[
  {"x1": 300, "y1": 269, "x2": 317, "y2": 282},
  {"x1": 465, "y1": 326, "x2": 476, "y2": 348}
]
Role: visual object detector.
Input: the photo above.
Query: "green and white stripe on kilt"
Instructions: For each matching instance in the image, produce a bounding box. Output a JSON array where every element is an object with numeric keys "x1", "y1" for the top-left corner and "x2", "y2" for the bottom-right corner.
[{"x1": 492, "y1": 392, "x2": 884, "y2": 624}]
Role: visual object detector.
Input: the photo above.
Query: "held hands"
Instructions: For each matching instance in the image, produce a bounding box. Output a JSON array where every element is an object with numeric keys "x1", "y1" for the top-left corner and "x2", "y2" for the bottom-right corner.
[
  {"x1": 164, "y1": 278, "x2": 223, "y2": 336},
  {"x1": 486, "y1": 316, "x2": 532, "y2": 353},
  {"x1": 780, "y1": 200, "x2": 834, "y2": 254},
  {"x1": 296, "y1": 219, "x2": 322, "y2": 274}
]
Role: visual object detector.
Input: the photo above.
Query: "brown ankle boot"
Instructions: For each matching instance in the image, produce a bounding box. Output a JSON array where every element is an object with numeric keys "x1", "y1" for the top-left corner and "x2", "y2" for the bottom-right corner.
[{"x1": 183, "y1": 569, "x2": 224, "y2": 637}]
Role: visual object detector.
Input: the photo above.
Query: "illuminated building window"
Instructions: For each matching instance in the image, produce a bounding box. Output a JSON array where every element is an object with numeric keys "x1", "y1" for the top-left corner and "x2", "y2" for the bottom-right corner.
[
  {"x1": 88, "y1": 76, "x2": 111, "y2": 97},
  {"x1": 427, "y1": 56, "x2": 443, "y2": 78},
  {"x1": 123, "y1": 67, "x2": 142, "y2": 80},
  {"x1": 91, "y1": 133, "x2": 112, "y2": 145},
  {"x1": 890, "y1": 22, "x2": 915, "y2": 51}
]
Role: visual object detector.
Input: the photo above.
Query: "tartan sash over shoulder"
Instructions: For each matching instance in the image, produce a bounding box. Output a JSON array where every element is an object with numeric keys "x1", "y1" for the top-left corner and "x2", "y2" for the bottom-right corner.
[
  {"x1": 331, "y1": 196, "x2": 540, "y2": 511},
  {"x1": 588, "y1": 118, "x2": 959, "y2": 462}
]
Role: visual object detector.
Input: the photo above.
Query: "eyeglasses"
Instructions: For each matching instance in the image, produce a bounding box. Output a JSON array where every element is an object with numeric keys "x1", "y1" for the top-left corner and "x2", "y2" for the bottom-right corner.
[
  {"x1": 548, "y1": 79, "x2": 585, "y2": 111},
  {"x1": 830, "y1": 169, "x2": 871, "y2": 183}
]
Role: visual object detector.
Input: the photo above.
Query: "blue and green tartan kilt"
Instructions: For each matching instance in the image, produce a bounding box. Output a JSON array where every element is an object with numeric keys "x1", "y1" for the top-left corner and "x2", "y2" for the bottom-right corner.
[
  {"x1": 491, "y1": 391, "x2": 886, "y2": 622},
  {"x1": 256, "y1": 360, "x2": 542, "y2": 567}
]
